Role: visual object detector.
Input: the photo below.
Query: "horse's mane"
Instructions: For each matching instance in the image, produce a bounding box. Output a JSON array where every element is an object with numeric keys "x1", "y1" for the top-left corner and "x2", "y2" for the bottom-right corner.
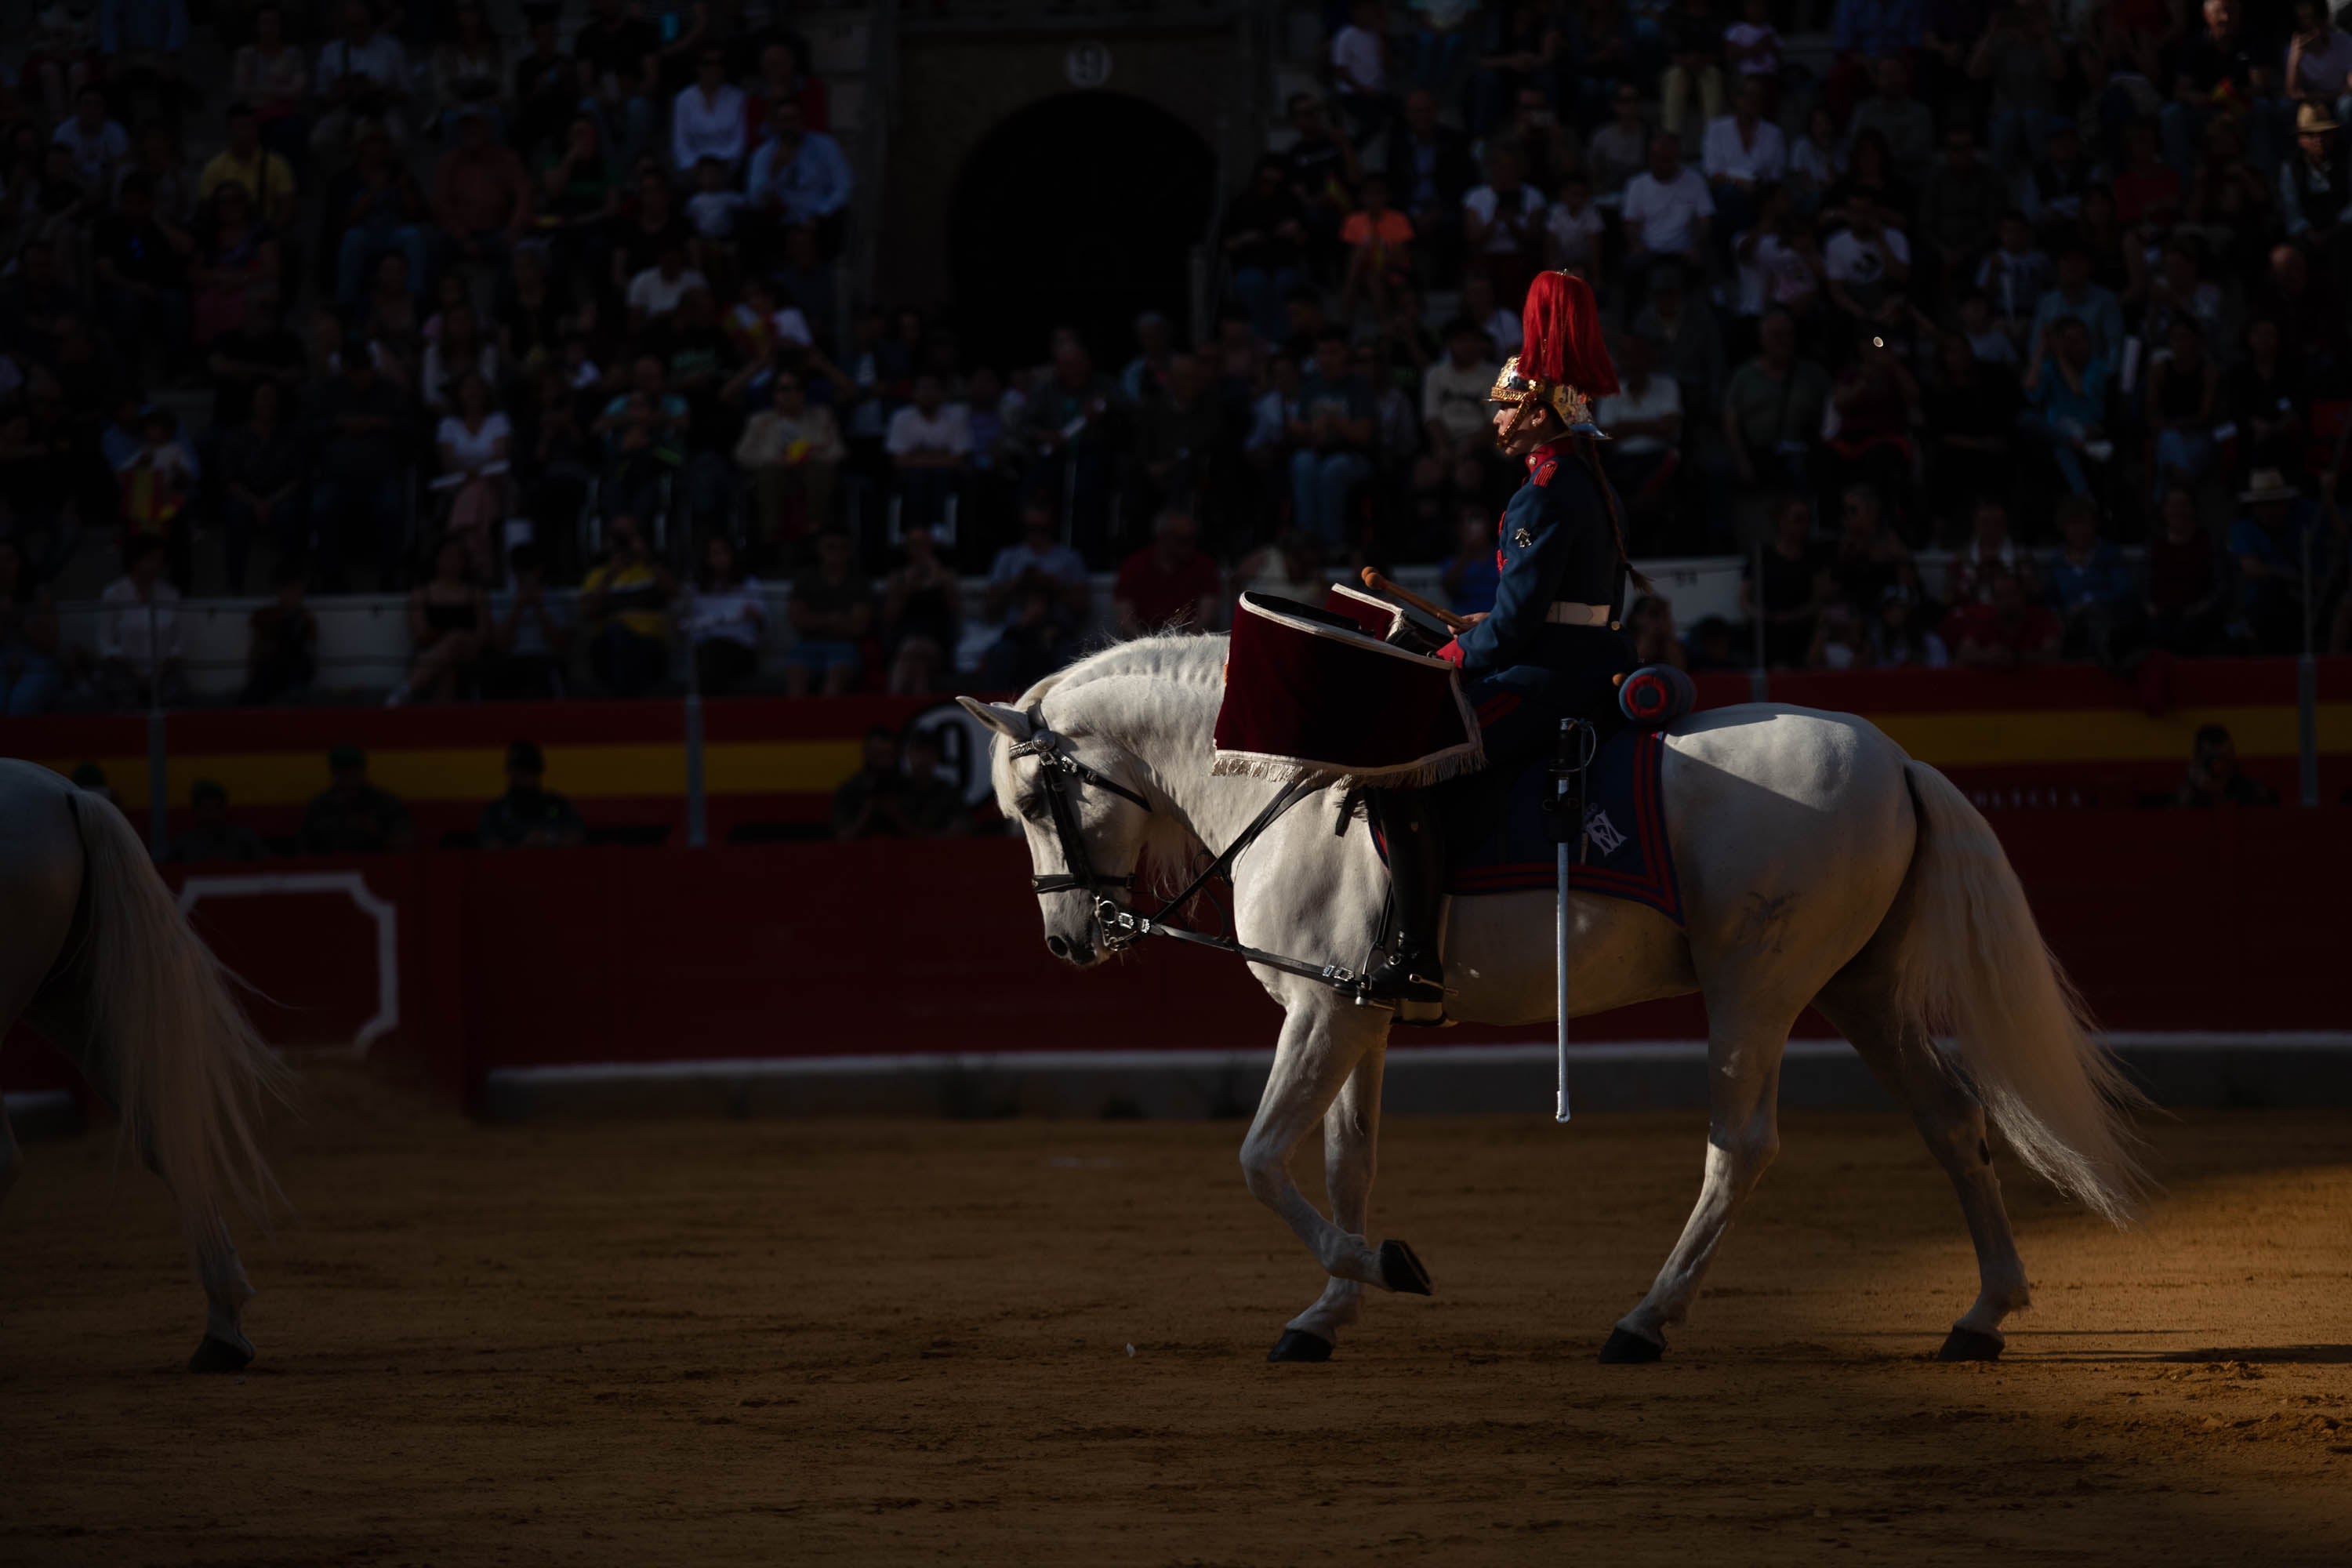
[
  {"x1": 1014, "y1": 630, "x2": 1234, "y2": 902},
  {"x1": 1016, "y1": 630, "x2": 1229, "y2": 710}
]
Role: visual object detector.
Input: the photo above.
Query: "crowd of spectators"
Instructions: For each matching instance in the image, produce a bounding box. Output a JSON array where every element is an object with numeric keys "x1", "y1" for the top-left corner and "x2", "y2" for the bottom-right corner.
[
  {"x1": 1201, "y1": 0, "x2": 2352, "y2": 673},
  {"x1": 0, "y1": 0, "x2": 873, "y2": 705},
  {"x1": 5, "y1": 0, "x2": 2352, "y2": 714}
]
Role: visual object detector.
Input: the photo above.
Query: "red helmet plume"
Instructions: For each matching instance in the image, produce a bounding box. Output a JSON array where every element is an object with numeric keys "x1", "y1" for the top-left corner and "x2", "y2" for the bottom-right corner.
[{"x1": 1519, "y1": 271, "x2": 1617, "y2": 399}]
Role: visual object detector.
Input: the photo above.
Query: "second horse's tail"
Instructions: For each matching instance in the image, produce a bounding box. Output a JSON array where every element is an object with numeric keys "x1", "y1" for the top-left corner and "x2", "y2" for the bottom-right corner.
[{"x1": 67, "y1": 793, "x2": 283, "y2": 1246}]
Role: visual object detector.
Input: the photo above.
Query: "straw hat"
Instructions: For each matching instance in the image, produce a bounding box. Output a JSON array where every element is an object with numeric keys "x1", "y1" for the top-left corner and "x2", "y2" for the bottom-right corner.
[
  {"x1": 2239, "y1": 467, "x2": 2302, "y2": 504},
  {"x1": 2297, "y1": 103, "x2": 2341, "y2": 136}
]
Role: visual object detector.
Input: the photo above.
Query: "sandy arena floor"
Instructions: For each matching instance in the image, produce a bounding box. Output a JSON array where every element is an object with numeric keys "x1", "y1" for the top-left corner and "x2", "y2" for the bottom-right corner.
[{"x1": 2, "y1": 1074, "x2": 2348, "y2": 1566}]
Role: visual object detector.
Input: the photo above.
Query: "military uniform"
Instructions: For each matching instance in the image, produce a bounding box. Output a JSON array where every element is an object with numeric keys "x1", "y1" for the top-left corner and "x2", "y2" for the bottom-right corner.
[
  {"x1": 1367, "y1": 268, "x2": 1631, "y2": 1015},
  {"x1": 1436, "y1": 433, "x2": 1635, "y2": 768}
]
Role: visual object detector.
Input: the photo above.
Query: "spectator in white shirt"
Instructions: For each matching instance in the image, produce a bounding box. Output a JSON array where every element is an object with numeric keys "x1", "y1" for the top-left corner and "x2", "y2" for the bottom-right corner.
[
  {"x1": 885, "y1": 372, "x2": 973, "y2": 534},
  {"x1": 52, "y1": 85, "x2": 129, "y2": 189},
  {"x1": 1702, "y1": 77, "x2": 1788, "y2": 232},
  {"x1": 1621, "y1": 131, "x2": 1715, "y2": 290},
  {"x1": 1461, "y1": 270, "x2": 1522, "y2": 355},
  {"x1": 1544, "y1": 169, "x2": 1605, "y2": 271},
  {"x1": 1462, "y1": 144, "x2": 1546, "y2": 300},
  {"x1": 625, "y1": 240, "x2": 708, "y2": 328},
  {"x1": 683, "y1": 534, "x2": 765, "y2": 695},
  {"x1": 98, "y1": 536, "x2": 186, "y2": 708},
  {"x1": 312, "y1": 0, "x2": 412, "y2": 162},
  {"x1": 1422, "y1": 318, "x2": 1499, "y2": 462},
  {"x1": 1595, "y1": 332, "x2": 1683, "y2": 517},
  {"x1": 671, "y1": 47, "x2": 747, "y2": 176},
  {"x1": 1824, "y1": 197, "x2": 1913, "y2": 325},
  {"x1": 1724, "y1": 0, "x2": 1784, "y2": 87},
  {"x1": 1330, "y1": 0, "x2": 1396, "y2": 145}
]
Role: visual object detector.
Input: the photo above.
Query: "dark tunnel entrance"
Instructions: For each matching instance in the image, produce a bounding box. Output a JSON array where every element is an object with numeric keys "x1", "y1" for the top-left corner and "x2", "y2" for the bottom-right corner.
[{"x1": 947, "y1": 93, "x2": 1217, "y2": 372}]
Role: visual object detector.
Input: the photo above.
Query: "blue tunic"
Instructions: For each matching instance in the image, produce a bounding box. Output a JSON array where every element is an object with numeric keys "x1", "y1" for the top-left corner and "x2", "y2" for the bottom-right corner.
[{"x1": 1439, "y1": 434, "x2": 1635, "y2": 767}]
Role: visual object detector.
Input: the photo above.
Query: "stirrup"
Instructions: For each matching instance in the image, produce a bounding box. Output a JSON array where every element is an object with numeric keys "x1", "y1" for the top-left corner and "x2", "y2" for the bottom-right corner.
[{"x1": 1365, "y1": 947, "x2": 1446, "y2": 1007}]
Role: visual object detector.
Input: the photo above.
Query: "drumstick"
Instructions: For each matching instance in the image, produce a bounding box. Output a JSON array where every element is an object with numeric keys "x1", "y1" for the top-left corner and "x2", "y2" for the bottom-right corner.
[{"x1": 1360, "y1": 568, "x2": 1472, "y2": 633}]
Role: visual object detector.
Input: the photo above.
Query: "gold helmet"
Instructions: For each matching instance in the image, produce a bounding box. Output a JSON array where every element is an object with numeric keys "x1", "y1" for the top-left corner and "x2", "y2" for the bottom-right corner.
[
  {"x1": 1487, "y1": 354, "x2": 1598, "y2": 433},
  {"x1": 1486, "y1": 270, "x2": 1617, "y2": 445}
]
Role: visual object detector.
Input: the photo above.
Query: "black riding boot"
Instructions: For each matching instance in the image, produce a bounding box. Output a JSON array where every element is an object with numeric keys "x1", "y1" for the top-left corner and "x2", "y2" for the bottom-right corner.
[{"x1": 1366, "y1": 788, "x2": 1446, "y2": 1018}]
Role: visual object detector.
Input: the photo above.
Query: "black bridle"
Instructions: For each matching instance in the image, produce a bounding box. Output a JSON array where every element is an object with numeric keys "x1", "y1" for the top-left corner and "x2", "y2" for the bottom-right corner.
[
  {"x1": 1006, "y1": 707, "x2": 1155, "y2": 901},
  {"x1": 1004, "y1": 707, "x2": 1370, "y2": 993}
]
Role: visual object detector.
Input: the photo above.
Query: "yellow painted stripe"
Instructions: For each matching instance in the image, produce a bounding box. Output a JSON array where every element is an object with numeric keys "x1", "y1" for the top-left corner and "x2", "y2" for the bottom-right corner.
[
  {"x1": 37, "y1": 739, "x2": 867, "y2": 809},
  {"x1": 1872, "y1": 704, "x2": 2352, "y2": 766},
  {"x1": 704, "y1": 739, "x2": 866, "y2": 793}
]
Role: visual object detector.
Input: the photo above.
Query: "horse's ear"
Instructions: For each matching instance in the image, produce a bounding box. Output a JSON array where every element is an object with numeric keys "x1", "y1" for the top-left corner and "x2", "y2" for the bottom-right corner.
[{"x1": 958, "y1": 697, "x2": 1033, "y2": 741}]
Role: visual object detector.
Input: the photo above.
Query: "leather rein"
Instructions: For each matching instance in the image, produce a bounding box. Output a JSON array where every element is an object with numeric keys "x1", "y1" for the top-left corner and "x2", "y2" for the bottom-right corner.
[{"x1": 1004, "y1": 706, "x2": 1371, "y2": 993}]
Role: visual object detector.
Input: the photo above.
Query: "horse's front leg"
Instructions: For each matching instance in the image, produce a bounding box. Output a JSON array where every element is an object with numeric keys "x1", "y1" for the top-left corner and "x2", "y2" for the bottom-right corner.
[
  {"x1": 1272, "y1": 1037, "x2": 1388, "y2": 1360},
  {"x1": 1243, "y1": 1001, "x2": 1428, "y2": 1363}
]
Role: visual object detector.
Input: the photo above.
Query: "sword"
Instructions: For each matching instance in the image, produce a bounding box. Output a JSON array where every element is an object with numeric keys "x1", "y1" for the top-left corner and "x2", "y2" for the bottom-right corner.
[{"x1": 1555, "y1": 717, "x2": 1573, "y2": 1123}]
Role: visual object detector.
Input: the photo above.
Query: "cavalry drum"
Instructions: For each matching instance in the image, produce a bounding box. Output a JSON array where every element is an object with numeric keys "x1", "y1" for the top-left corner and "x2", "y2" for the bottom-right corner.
[{"x1": 1210, "y1": 591, "x2": 1481, "y2": 790}]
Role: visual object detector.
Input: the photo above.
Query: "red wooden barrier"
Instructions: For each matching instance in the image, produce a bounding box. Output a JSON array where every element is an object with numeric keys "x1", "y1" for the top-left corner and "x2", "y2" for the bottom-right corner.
[{"x1": 8, "y1": 807, "x2": 2344, "y2": 1114}]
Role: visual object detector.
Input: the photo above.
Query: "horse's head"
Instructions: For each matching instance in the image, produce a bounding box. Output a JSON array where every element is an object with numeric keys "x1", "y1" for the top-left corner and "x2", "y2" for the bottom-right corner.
[{"x1": 960, "y1": 696, "x2": 1159, "y2": 968}]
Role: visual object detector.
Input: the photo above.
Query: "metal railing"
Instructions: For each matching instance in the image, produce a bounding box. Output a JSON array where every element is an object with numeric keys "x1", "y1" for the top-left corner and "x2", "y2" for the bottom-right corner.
[{"x1": 38, "y1": 545, "x2": 2328, "y2": 860}]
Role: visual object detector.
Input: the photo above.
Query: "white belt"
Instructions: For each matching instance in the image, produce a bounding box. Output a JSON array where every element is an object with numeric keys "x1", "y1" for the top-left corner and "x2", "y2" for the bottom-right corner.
[{"x1": 1545, "y1": 601, "x2": 1613, "y2": 626}]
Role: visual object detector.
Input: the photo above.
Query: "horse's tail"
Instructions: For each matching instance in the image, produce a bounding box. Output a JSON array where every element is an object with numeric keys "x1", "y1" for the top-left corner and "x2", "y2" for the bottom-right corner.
[
  {"x1": 1893, "y1": 761, "x2": 2147, "y2": 1225},
  {"x1": 67, "y1": 793, "x2": 284, "y2": 1246}
]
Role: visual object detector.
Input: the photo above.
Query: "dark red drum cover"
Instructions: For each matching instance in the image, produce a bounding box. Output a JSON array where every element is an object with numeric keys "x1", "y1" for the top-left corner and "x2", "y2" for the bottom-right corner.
[
  {"x1": 1320, "y1": 583, "x2": 1405, "y2": 637},
  {"x1": 1212, "y1": 593, "x2": 1482, "y2": 789}
]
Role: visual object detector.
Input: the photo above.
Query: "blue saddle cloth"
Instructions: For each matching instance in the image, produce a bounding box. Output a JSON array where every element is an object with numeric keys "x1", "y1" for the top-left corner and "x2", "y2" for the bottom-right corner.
[{"x1": 1434, "y1": 725, "x2": 1683, "y2": 926}]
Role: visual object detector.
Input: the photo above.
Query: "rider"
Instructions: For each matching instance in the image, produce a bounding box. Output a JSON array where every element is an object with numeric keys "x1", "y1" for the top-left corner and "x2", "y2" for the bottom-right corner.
[{"x1": 1367, "y1": 270, "x2": 1641, "y2": 1016}]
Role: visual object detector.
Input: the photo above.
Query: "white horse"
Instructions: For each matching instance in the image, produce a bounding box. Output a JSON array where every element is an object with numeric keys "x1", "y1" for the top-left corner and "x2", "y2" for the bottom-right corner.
[
  {"x1": 0, "y1": 758, "x2": 281, "y2": 1370},
  {"x1": 961, "y1": 634, "x2": 2143, "y2": 1363}
]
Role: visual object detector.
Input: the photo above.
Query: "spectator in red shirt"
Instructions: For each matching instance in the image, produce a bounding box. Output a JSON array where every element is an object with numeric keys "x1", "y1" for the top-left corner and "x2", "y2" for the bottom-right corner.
[
  {"x1": 2147, "y1": 486, "x2": 2226, "y2": 654},
  {"x1": 434, "y1": 107, "x2": 532, "y2": 270},
  {"x1": 1943, "y1": 566, "x2": 2061, "y2": 667},
  {"x1": 1114, "y1": 509, "x2": 1221, "y2": 636},
  {"x1": 745, "y1": 38, "x2": 829, "y2": 137},
  {"x1": 2111, "y1": 119, "x2": 2183, "y2": 229}
]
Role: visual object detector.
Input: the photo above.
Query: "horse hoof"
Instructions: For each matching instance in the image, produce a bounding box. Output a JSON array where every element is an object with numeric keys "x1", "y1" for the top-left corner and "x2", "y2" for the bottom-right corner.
[
  {"x1": 187, "y1": 1335, "x2": 253, "y2": 1374},
  {"x1": 1937, "y1": 1327, "x2": 2005, "y2": 1363},
  {"x1": 1599, "y1": 1327, "x2": 1664, "y2": 1364},
  {"x1": 1377, "y1": 1239, "x2": 1433, "y2": 1295},
  {"x1": 1267, "y1": 1330, "x2": 1334, "y2": 1363}
]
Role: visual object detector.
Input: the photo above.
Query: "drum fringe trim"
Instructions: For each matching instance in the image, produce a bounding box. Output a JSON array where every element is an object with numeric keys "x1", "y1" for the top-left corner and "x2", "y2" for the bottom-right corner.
[{"x1": 1209, "y1": 735, "x2": 1486, "y2": 791}]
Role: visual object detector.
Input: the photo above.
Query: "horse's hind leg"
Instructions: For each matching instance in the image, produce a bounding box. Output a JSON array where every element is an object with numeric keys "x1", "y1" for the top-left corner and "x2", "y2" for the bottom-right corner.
[
  {"x1": 30, "y1": 959, "x2": 256, "y2": 1372},
  {"x1": 0, "y1": 1101, "x2": 20, "y2": 1204},
  {"x1": 0, "y1": 828, "x2": 79, "y2": 1209},
  {"x1": 1815, "y1": 978, "x2": 2029, "y2": 1361},
  {"x1": 1606, "y1": 1007, "x2": 1794, "y2": 1363},
  {"x1": 1273, "y1": 1039, "x2": 1388, "y2": 1359},
  {"x1": 185, "y1": 1233, "x2": 258, "y2": 1371}
]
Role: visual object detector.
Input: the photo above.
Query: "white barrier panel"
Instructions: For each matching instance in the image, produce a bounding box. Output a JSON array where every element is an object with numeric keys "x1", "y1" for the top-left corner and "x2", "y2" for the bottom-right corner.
[{"x1": 45, "y1": 550, "x2": 1981, "y2": 698}]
